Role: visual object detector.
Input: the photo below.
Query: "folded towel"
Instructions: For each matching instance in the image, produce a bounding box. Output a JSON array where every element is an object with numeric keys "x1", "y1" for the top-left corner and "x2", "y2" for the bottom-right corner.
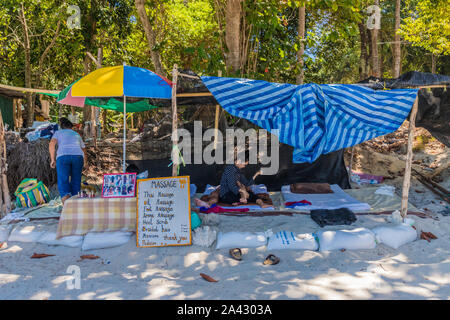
[
  {"x1": 282, "y1": 184, "x2": 371, "y2": 211},
  {"x1": 199, "y1": 204, "x2": 250, "y2": 214}
]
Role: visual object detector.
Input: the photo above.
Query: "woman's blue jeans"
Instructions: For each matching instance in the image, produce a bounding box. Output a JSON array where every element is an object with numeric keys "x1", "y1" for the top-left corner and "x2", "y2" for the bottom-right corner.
[{"x1": 56, "y1": 155, "x2": 84, "y2": 198}]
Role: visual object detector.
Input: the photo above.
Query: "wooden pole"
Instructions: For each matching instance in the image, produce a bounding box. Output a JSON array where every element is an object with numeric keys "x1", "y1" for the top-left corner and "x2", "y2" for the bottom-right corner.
[
  {"x1": 123, "y1": 95, "x2": 127, "y2": 173},
  {"x1": 12, "y1": 99, "x2": 17, "y2": 130},
  {"x1": 400, "y1": 96, "x2": 419, "y2": 218},
  {"x1": 214, "y1": 70, "x2": 222, "y2": 149},
  {"x1": 171, "y1": 64, "x2": 179, "y2": 177},
  {"x1": 0, "y1": 110, "x2": 11, "y2": 217},
  {"x1": 349, "y1": 146, "x2": 354, "y2": 174},
  {"x1": 348, "y1": 146, "x2": 355, "y2": 185}
]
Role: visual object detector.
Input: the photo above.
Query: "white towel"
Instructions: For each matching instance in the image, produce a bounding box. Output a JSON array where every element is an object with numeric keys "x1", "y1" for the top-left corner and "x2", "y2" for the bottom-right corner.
[{"x1": 282, "y1": 184, "x2": 371, "y2": 211}]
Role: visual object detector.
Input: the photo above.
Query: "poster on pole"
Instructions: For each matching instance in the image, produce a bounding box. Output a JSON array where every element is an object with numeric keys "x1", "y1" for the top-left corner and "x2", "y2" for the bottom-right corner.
[{"x1": 136, "y1": 176, "x2": 191, "y2": 247}]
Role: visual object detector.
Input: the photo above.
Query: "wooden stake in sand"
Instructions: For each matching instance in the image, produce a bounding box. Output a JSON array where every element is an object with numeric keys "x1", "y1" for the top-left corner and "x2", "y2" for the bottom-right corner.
[
  {"x1": 171, "y1": 64, "x2": 179, "y2": 177},
  {"x1": 0, "y1": 110, "x2": 11, "y2": 217},
  {"x1": 214, "y1": 70, "x2": 222, "y2": 150},
  {"x1": 400, "y1": 96, "x2": 419, "y2": 218}
]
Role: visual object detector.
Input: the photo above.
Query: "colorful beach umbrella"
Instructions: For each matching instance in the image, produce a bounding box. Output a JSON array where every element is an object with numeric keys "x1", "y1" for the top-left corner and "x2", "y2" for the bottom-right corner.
[{"x1": 57, "y1": 65, "x2": 173, "y2": 172}]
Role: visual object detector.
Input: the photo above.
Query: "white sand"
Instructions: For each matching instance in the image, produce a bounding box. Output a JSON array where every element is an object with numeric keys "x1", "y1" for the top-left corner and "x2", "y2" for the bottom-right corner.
[{"x1": 1, "y1": 176, "x2": 449, "y2": 300}]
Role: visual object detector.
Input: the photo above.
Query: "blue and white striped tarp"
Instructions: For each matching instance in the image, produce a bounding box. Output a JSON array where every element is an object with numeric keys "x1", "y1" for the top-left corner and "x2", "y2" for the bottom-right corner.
[{"x1": 201, "y1": 76, "x2": 418, "y2": 163}]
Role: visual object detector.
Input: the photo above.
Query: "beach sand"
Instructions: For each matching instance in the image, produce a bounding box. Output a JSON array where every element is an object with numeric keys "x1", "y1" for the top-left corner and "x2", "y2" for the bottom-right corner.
[{"x1": 0, "y1": 175, "x2": 449, "y2": 300}]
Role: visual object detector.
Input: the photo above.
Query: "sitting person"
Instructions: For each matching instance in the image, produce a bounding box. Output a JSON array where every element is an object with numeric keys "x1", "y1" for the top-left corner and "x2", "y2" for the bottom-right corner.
[{"x1": 195, "y1": 150, "x2": 269, "y2": 208}]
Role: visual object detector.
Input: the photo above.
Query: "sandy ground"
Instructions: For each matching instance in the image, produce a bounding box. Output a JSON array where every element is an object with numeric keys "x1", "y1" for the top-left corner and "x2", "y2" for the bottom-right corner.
[
  {"x1": 0, "y1": 176, "x2": 449, "y2": 300},
  {"x1": 1, "y1": 124, "x2": 449, "y2": 300}
]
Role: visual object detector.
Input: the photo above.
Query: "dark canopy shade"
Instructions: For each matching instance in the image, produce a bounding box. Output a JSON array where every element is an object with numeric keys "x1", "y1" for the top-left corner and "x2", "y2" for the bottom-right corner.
[
  {"x1": 359, "y1": 71, "x2": 450, "y2": 147},
  {"x1": 127, "y1": 144, "x2": 350, "y2": 191}
]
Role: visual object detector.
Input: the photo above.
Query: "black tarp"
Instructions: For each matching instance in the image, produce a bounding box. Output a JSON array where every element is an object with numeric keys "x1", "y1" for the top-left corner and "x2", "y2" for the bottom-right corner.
[
  {"x1": 127, "y1": 143, "x2": 350, "y2": 192},
  {"x1": 358, "y1": 71, "x2": 450, "y2": 147},
  {"x1": 147, "y1": 69, "x2": 218, "y2": 107},
  {"x1": 357, "y1": 71, "x2": 450, "y2": 89}
]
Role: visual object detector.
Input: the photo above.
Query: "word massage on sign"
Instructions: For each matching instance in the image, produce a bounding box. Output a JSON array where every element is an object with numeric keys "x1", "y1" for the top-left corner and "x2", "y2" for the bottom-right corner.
[{"x1": 137, "y1": 176, "x2": 191, "y2": 247}]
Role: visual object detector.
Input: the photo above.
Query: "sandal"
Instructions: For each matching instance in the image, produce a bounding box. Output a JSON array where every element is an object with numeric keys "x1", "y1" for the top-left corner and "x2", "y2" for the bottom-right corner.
[
  {"x1": 229, "y1": 248, "x2": 243, "y2": 261},
  {"x1": 263, "y1": 254, "x2": 280, "y2": 265}
]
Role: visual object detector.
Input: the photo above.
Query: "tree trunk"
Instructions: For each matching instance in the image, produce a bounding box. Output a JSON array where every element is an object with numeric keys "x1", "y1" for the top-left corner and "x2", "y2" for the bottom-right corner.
[
  {"x1": 135, "y1": 0, "x2": 166, "y2": 77},
  {"x1": 370, "y1": 0, "x2": 381, "y2": 77},
  {"x1": 358, "y1": 23, "x2": 370, "y2": 80},
  {"x1": 82, "y1": 55, "x2": 93, "y2": 138},
  {"x1": 296, "y1": 6, "x2": 306, "y2": 85},
  {"x1": 393, "y1": 0, "x2": 401, "y2": 78},
  {"x1": 19, "y1": 4, "x2": 33, "y2": 127},
  {"x1": 431, "y1": 54, "x2": 436, "y2": 74},
  {"x1": 225, "y1": 0, "x2": 242, "y2": 73}
]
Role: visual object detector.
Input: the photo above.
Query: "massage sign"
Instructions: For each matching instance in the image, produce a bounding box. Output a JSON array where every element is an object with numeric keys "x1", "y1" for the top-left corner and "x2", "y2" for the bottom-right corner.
[{"x1": 137, "y1": 176, "x2": 191, "y2": 247}]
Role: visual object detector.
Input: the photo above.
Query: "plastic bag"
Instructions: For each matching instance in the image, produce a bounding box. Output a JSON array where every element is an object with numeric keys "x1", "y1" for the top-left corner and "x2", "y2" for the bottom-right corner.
[
  {"x1": 372, "y1": 224, "x2": 417, "y2": 249},
  {"x1": 192, "y1": 226, "x2": 217, "y2": 247},
  {"x1": 0, "y1": 225, "x2": 12, "y2": 242}
]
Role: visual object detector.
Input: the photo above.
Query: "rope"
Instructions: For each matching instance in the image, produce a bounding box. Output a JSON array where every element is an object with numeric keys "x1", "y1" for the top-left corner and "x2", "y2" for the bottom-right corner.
[{"x1": 167, "y1": 144, "x2": 185, "y2": 175}]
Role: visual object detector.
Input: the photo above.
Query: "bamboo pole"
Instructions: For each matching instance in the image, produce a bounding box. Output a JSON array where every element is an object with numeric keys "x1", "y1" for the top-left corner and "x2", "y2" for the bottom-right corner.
[
  {"x1": 214, "y1": 70, "x2": 222, "y2": 149},
  {"x1": 400, "y1": 96, "x2": 419, "y2": 218},
  {"x1": 171, "y1": 64, "x2": 179, "y2": 177},
  {"x1": 177, "y1": 72, "x2": 200, "y2": 80},
  {"x1": 176, "y1": 92, "x2": 213, "y2": 97},
  {"x1": 0, "y1": 83, "x2": 59, "y2": 95}
]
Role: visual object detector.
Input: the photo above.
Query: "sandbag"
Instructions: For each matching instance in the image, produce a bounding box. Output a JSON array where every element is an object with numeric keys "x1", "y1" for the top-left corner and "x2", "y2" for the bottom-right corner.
[
  {"x1": 216, "y1": 231, "x2": 268, "y2": 249},
  {"x1": 38, "y1": 232, "x2": 83, "y2": 248},
  {"x1": 81, "y1": 231, "x2": 133, "y2": 251},
  {"x1": 371, "y1": 224, "x2": 417, "y2": 249},
  {"x1": 8, "y1": 225, "x2": 45, "y2": 243},
  {"x1": 0, "y1": 225, "x2": 12, "y2": 242},
  {"x1": 267, "y1": 231, "x2": 318, "y2": 251},
  {"x1": 316, "y1": 227, "x2": 377, "y2": 251}
]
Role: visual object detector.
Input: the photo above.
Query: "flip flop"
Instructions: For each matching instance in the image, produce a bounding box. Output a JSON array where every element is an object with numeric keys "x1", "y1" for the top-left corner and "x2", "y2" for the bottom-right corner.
[
  {"x1": 229, "y1": 248, "x2": 242, "y2": 261},
  {"x1": 263, "y1": 254, "x2": 280, "y2": 265}
]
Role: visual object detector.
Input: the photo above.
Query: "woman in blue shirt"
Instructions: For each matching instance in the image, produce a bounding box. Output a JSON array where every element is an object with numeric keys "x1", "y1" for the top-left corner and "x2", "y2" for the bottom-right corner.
[{"x1": 49, "y1": 117, "x2": 87, "y2": 204}]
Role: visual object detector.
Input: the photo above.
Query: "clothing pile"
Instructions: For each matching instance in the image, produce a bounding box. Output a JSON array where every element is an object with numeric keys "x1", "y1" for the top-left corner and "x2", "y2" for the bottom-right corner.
[
  {"x1": 25, "y1": 122, "x2": 59, "y2": 142},
  {"x1": 310, "y1": 208, "x2": 357, "y2": 228}
]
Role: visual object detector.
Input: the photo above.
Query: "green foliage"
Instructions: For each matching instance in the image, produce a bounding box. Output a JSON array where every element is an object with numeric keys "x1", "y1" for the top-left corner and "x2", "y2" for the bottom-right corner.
[
  {"x1": 0, "y1": 0, "x2": 449, "y2": 130},
  {"x1": 399, "y1": 0, "x2": 450, "y2": 56}
]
